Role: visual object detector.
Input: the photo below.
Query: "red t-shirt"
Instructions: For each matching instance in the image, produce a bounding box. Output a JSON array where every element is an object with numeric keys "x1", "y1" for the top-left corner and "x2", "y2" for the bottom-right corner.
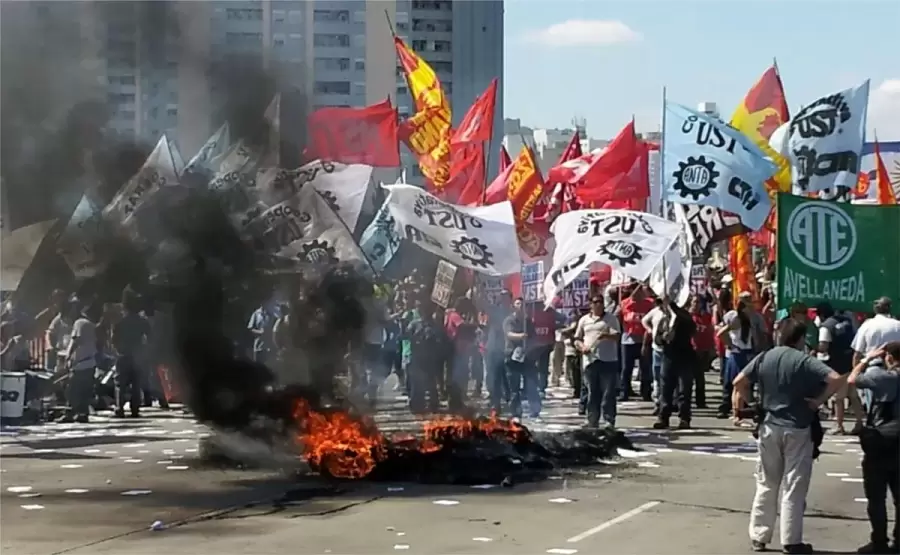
[
  {"x1": 692, "y1": 312, "x2": 715, "y2": 352},
  {"x1": 621, "y1": 297, "x2": 653, "y2": 338},
  {"x1": 531, "y1": 309, "x2": 557, "y2": 347}
]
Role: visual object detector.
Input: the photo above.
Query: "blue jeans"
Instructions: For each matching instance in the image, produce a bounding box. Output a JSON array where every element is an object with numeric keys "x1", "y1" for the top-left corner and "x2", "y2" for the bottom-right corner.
[
  {"x1": 506, "y1": 358, "x2": 542, "y2": 418},
  {"x1": 719, "y1": 349, "x2": 754, "y2": 414},
  {"x1": 620, "y1": 342, "x2": 652, "y2": 399},
  {"x1": 652, "y1": 350, "x2": 664, "y2": 406},
  {"x1": 584, "y1": 360, "x2": 619, "y2": 427}
]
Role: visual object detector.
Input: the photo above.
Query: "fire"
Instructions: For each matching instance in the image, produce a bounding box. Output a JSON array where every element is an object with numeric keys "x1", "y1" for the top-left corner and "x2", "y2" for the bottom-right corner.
[
  {"x1": 293, "y1": 400, "x2": 530, "y2": 480},
  {"x1": 292, "y1": 399, "x2": 385, "y2": 479}
]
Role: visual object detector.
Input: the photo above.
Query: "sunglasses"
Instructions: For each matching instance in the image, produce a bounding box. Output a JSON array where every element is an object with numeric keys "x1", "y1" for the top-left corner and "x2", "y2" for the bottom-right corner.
[{"x1": 590, "y1": 299, "x2": 603, "y2": 304}]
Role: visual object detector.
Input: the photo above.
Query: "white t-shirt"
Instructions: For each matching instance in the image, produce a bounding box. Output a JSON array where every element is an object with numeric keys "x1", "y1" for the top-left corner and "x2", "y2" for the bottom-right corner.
[
  {"x1": 575, "y1": 312, "x2": 621, "y2": 364},
  {"x1": 68, "y1": 317, "x2": 97, "y2": 371},
  {"x1": 641, "y1": 306, "x2": 667, "y2": 352},
  {"x1": 851, "y1": 314, "x2": 900, "y2": 356}
]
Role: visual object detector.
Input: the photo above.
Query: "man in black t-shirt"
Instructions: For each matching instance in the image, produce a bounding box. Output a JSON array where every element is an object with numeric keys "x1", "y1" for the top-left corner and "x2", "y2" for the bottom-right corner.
[
  {"x1": 653, "y1": 300, "x2": 697, "y2": 430},
  {"x1": 817, "y1": 302, "x2": 863, "y2": 435}
]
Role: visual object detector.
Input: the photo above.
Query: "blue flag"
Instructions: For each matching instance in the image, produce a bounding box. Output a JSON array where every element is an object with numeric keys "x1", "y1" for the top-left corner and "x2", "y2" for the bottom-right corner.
[
  {"x1": 663, "y1": 102, "x2": 777, "y2": 231},
  {"x1": 359, "y1": 199, "x2": 401, "y2": 273}
]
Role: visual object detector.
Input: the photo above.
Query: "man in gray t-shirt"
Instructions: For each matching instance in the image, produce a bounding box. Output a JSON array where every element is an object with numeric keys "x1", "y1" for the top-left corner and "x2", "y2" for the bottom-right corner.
[{"x1": 733, "y1": 319, "x2": 843, "y2": 553}]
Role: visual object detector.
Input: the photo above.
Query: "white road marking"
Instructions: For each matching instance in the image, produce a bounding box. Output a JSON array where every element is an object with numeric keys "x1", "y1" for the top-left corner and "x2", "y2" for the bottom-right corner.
[
  {"x1": 841, "y1": 477, "x2": 864, "y2": 483},
  {"x1": 566, "y1": 501, "x2": 661, "y2": 543}
]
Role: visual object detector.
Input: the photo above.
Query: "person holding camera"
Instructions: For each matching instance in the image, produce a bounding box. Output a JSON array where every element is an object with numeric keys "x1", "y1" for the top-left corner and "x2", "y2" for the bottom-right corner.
[
  {"x1": 733, "y1": 318, "x2": 845, "y2": 554},
  {"x1": 848, "y1": 341, "x2": 900, "y2": 554}
]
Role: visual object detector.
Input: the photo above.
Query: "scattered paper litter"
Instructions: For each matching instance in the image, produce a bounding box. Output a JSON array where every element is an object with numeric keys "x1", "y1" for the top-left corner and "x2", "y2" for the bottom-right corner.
[
  {"x1": 616, "y1": 448, "x2": 654, "y2": 458},
  {"x1": 137, "y1": 450, "x2": 150, "y2": 454},
  {"x1": 396, "y1": 532, "x2": 406, "y2": 537},
  {"x1": 121, "y1": 490, "x2": 152, "y2": 496},
  {"x1": 20, "y1": 504, "x2": 44, "y2": 510},
  {"x1": 393, "y1": 545, "x2": 410, "y2": 550},
  {"x1": 124, "y1": 459, "x2": 143, "y2": 464},
  {"x1": 549, "y1": 497, "x2": 574, "y2": 504},
  {"x1": 83, "y1": 449, "x2": 100, "y2": 454},
  {"x1": 386, "y1": 526, "x2": 396, "y2": 531},
  {"x1": 60, "y1": 464, "x2": 83, "y2": 469},
  {"x1": 7, "y1": 486, "x2": 33, "y2": 493},
  {"x1": 826, "y1": 472, "x2": 850, "y2": 477},
  {"x1": 470, "y1": 484, "x2": 497, "y2": 489},
  {"x1": 637, "y1": 461, "x2": 660, "y2": 468},
  {"x1": 18, "y1": 493, "x2": 41, "y2": 498},
  {"x1": 171, "y1": 455, "x2": 185, "y2": 459},
  {"x1": 432, "y1": 499, "x2": 459, "y2": 506},
  {"x1": 162, "y1": 449, "x2": 176, "y2": 455},
  {"x1": 854, "y1": 498, "x2": 867, "y2": 503},
  {"x1": 184, "y1": 448, "x2": 198, "y2": 453},
  {"x1": 594, "y1": 473, "x2": 612, "y2": 479},
  {"x1": 157, "y1": 460, "x2": 173, "y2": 465},
  {"x1": 104, "y1": 451, "x2": 119, "y2": 455},
  {"x1": 387, "y1": 487, "x2": 404, "y2": 492},
  {"x1": 546, "y1": 549, "x2": 578, "y2": 554},
  {"x1": 65, "y1": 489, "x2": 89, "y2": 494},
  {"x1": 655, "y1": 448, "x2": 674, "y2": 453},
  {"x1": 841, "y1": 478, "x2": 864, "y2": 483},
  {"x1": 166, "y1": 465, "x2": 189, "y2": 471},
  {"x1": 473, "y1": 537, "x2": 493, "y2": 542}
]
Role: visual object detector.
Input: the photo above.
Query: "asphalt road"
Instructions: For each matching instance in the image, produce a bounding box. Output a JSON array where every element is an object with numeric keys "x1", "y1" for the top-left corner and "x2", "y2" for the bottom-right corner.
[{"x1": 0, "y1": 373, "x2": 878, "y2": 555}]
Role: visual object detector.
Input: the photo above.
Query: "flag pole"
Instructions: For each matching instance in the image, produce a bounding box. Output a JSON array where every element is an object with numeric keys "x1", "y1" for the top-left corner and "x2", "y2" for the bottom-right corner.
[
  {"x1": 659, "y1": 86, "x2": 668, "y2": 219},
  {"x1": 481, "y1": 141, "x2": 491, "y2": 205},
  {"x1": 383, "y1": 10, "x2": 396, "y2": 37}
]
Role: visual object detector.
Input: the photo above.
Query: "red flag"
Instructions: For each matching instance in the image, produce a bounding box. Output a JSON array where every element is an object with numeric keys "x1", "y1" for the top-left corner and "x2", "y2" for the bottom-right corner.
[
  {"x1": 307, "y1": 99, "x2": 400, "y2": 167},
  {"x1": 874, "y1": 139, "x2": 898, "y2": 205},
  {"x1": 451, "y1": 79, "x2": 497, "y2": 146},
  {"x1": 441, "y1": 144, "x2": 485, "y2": 206},
  {"x1": 539, "y1": 131, "x2": 585, "y2": 222},
  {"x1": 484, "y1": 145, "x2": 545, "y2": 222},
  {"x1": 556, "y1": 131, "x2": 584, "y2": 164},
  {"x1": 498, "y1": 145, "x2": 512, "y2": 173},
  {"x1": 555, "y1": 120, "x2": 649, "y2": 204}
]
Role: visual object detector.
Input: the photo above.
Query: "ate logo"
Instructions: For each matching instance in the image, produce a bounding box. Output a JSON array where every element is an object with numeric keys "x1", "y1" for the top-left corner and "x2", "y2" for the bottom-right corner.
[
  {"x1": 790, "y1": 93, "x2": 852, "y2": 139},
  {"x1": 672, "y1": 156, "x2": 719, "y2": 200},
  {"x1": 786, "y1": 202, "x2": 857, "y2": 271}
]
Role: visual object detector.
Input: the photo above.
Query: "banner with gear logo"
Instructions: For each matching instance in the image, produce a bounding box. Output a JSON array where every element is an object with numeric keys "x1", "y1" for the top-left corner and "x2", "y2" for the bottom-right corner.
[
  {"x1": 383, "y1": 184, "x2": 520, "y2": 276},
  {"x1": 662, "y1": 102, "x2": 777, "y2": 231},
  {"x1": 776, "y1": 193, "x2": 900, "y2": 312},
  {"x1": 543, "y1": 209, "x2": 681, "y2": 307}
]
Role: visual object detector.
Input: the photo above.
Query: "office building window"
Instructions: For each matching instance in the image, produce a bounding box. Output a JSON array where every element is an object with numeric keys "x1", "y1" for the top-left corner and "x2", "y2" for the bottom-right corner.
[
  {"x1": 314, "y1": 9, "x2": 349, "y2": 23},
  {"x1": 396, "y1": 22, "x2": 409, "y2": 32},
  {"x1": 314, "y1": 57, "x2": 350, "y2": 71},
  {"x1": 167, "y1": 108, "x2": 178, "y2": 117},
  {"x1": 352, "y1": 11, "x2": 366, "y2": 24},
  {"x1": 395, "y1": 11, "x2": 409, "y2": 23},
  {"x1": 107, "y1": 93, "x2": 135, "y2": 104},
  {"x1": 411, "y1": 39, "x2": 426, "y2": 51},
  {"x1": 314, "y1": 81, "x2": 351, "y2": 95},
  {"x1": 431, "y1": 61, "x2": 452, "y2": 73},
  {"x1": 397, "y1": 86, "x2": 408, "y2": 96},
  {"x1": 273, "y1": 33, "x2": 285, "y2": 47},
  {"x1": 352, "y1": 82, "x2": 365, "y2": 96},
  {"x1": 149, "y1": 107, "x2": 158, "y2": 118},
  {"x1": 225, "y1": 32, "x2": 263, "y2": 47},
  {"x1": 412, "y1": 19, "x2": 452, "y2": 32},
  {"x1": 288, "y1": 10, "x2": 303, "y2": 24},
  {"x1": 226, "y1": 8, "x2": 262, "y2": 21},
  {"x1": 351, "y1": 34, "x2": 365, "y2": 48},
  {"x1": 314, "y1": 34, "x2": 350, "y2": 47},
  {"x1": 119, "y1": 110, "x2": 136, "y2": 120},
  {"x1": 433, "y1": 40, "x2": 451, "y2": 52},
  {"x1": 444, "y1": 82, "x2": 452, "y2": 93},
  {"x1": 107, "y1": 75, "x2": 136, "y2": 86},
  {"x1": 412, "y1": 1, "x2": 451, "y2": 10},
  {"x1": 273, "y1": 10, "x2": 286, "y2": 23},
  {"x1": 354, "y1": 59, "x2": 365, "y2": 71}
]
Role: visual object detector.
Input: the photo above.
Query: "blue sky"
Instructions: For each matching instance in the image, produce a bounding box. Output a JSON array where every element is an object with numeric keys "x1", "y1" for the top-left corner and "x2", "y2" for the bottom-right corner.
[{"x1": 503, "y1": 0, "x2": 900, "y2": 140}]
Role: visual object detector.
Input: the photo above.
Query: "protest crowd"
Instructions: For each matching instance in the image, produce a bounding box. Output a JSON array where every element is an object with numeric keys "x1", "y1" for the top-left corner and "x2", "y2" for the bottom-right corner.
[{"x1": 2, "y1": 36, "x2": 899, "y2": 555}]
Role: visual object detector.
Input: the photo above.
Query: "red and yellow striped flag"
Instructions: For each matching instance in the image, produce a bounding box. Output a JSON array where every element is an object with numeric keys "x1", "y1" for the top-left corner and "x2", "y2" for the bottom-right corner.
[
  {"x1": 728, "y1": 65, "x2": 791, "y2": 304},
  {"x1": 874, "y1": 140, "x2": 898, "y2": 205},
  {"x1": 394, "y1": 37, "x2": 452, "y2": 189}
]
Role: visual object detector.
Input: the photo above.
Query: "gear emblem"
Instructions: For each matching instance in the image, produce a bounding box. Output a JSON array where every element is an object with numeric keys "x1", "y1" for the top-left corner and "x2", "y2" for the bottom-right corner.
[
  {"x1": 672, "y1": 155, "x2": 719, "y2": 200},
  {"x1": 298, "y1": 239, "x2": 339, "y2": 265},
  {"x1": 597, "y1": 239, "x2": 643, "y2": 267},
  {"x1": 450, "y1": 236, "x2": 494, "y2": 268},
  {"x1": 318, "y1": 190, "x2": 340, "y2": 213}
]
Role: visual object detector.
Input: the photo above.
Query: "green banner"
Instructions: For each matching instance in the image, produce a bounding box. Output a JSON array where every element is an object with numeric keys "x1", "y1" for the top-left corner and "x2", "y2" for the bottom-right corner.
[{"x1": 777, "y1": 194, "x2": 900, "y2": 313}]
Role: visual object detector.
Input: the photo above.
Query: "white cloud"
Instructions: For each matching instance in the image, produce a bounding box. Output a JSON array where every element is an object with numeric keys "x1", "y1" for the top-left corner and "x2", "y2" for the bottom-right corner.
[
  {"x1": 523, "y1": 19, "x2": 642, "y2": 47},
  {"x1": 867, "y1": 78, "x2": 900, "y2": 141}
]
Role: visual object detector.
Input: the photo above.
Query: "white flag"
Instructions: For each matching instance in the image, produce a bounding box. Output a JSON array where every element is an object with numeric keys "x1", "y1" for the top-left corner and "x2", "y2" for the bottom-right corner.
[
  {"x1": 1, "y1": 219, "x2": 56, "y2": 291},
  {"x1": 383, "y1": 184, "x2": 520, "y2": 276},
  {"x1": 57, "y1": 195, "x2": 107, "y2": 278},
  {"x1": 183, "y1": 122, "x2": 232, "y2": 181},
  {"x1": 784, "y1": 80, "x2": 870, "y2": 194},
  {"x1": 544, "y1": 209, "x2": 680, "y2": 305},
  {"x1": 649, "y1": 203, "x2": 695, "y2": 307},
  {"x1": 256, "y1": 160, "x2": 372, "y2": 232},
  {"x1": 244, "y1": 184, "x2": 367, "y2": 268},
  {"x1": 102, "y1": 134, "x2": 181, "y2": 231}
]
